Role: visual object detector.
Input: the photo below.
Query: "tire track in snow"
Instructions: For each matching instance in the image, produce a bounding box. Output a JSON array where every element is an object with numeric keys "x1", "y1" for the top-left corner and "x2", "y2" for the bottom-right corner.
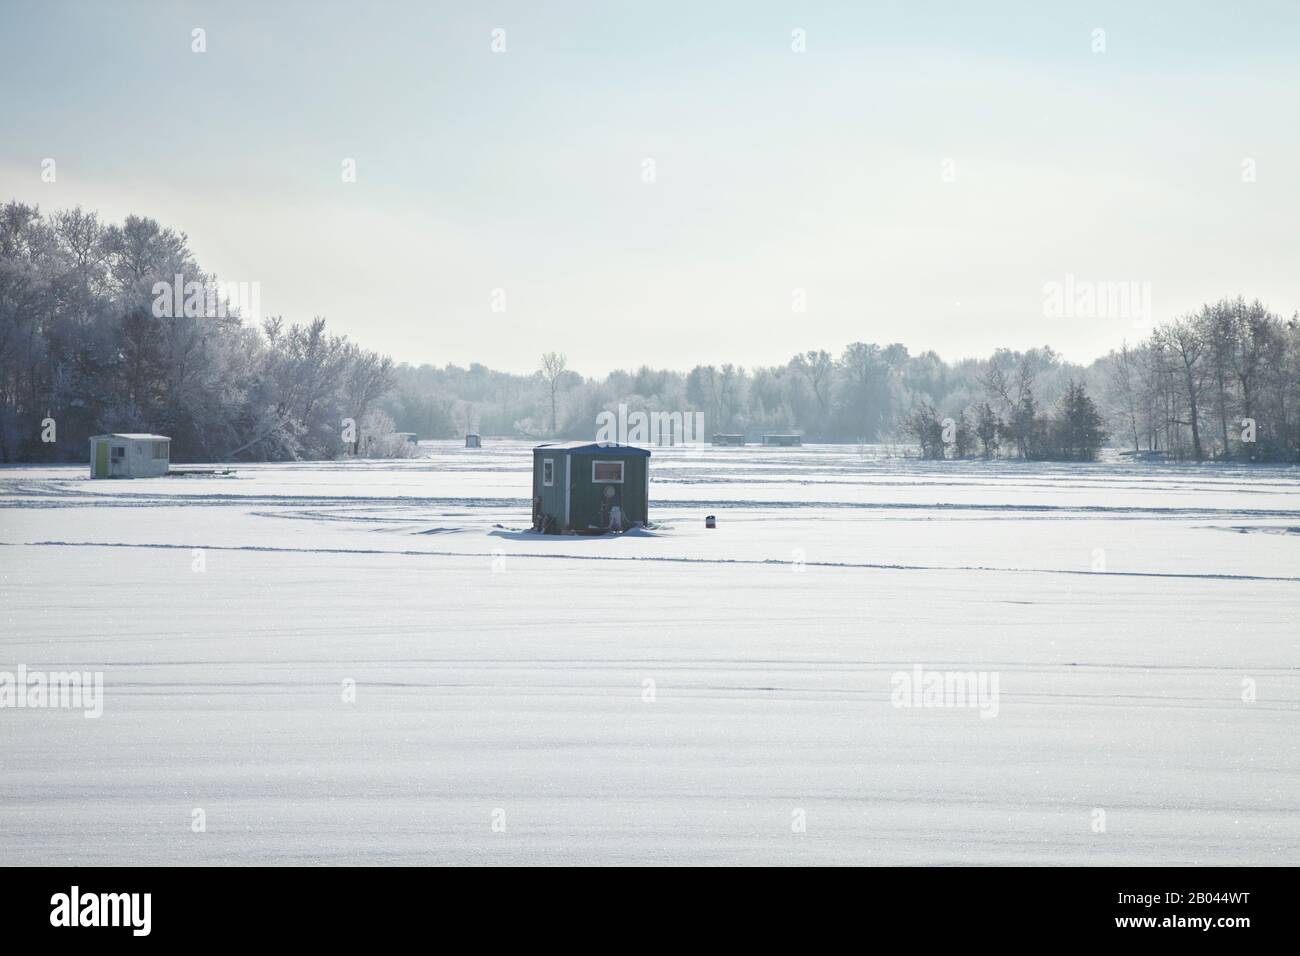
[
  {"x1": 5, "y1": 539, "x2": 1300, "y2": 583},
  {"x1": 9, "y1": 492, "x2": 1300, "y2": 521}
]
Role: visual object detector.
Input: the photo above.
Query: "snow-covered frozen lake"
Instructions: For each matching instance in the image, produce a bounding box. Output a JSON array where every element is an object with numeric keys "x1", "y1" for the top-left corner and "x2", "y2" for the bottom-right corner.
[{"x1": 1, "y1": 441, "x2": 1297, "y2": 865}]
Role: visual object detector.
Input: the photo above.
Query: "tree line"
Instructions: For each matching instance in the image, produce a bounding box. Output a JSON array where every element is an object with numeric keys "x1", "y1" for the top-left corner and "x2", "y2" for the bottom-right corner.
[
  {"x1": 902, "y1": 379, "x2": 1106, "y2": 462},
  {"x1": 1101, "y1": 298, "x2": 1300, "y2": 462},
  {"x1": 0, "y1": 202, "x2": 395, "y2": 463},
  {"x1": 386, "y1": 301, "x2": 1299, "y2": 463},
  {"x1": 4, "y1": 202, "x2": 1297, "y2": 463}
]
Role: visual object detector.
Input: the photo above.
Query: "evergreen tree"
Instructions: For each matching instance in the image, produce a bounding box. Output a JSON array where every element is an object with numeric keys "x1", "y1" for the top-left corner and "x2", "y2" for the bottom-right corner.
[{"x1": 1051, "y1": 380, "x2": 1106, "y2": 461}]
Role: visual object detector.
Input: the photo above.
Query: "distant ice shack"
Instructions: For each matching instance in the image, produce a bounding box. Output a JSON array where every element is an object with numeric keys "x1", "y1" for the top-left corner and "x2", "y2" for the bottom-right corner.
[
  {"x1": 90, "y1": 433, "x2": 170, "y2": 478},
  {"x1": 532, "y1": 442, "x2": 649, "y2": 533}
]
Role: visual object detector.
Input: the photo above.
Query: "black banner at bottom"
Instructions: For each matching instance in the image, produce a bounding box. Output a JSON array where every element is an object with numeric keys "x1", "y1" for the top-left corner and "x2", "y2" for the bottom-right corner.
[{"x1": 0, "y1": 866, "x2": 1288, "y2": 942}]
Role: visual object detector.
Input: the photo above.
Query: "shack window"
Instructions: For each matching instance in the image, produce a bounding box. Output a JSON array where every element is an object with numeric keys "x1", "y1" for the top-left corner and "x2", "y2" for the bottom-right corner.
[
  {"x1": 592, "y1": 460, "x2": 624, "y2": 483},
  {"x1": 111, "y1": 446, "x2": 125, "y2": 460},
  {"x1": 542, "y1": 458, "x2": 554, "y2": 486},
  {"x1": 151, "y1": 442, "x2": 169, "y2": 459}
]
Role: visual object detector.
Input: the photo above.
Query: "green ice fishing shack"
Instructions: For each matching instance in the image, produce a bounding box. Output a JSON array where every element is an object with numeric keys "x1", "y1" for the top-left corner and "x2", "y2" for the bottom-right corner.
[{"x1": 532, "y1": 442, "x2": 650, "y2": 533}]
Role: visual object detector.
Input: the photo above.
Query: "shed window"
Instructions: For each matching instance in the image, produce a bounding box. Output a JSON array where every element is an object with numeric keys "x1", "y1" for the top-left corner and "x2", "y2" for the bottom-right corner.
[
  {"x1": 542, "y1": 458, "x2": 554, "y2": 487},
  {"x1": 151, "y1": 442, "x2": 169, "y2": 460},
  {"x1": 110, "y1": 446, "x2": 125, "y2": 460},
  {"x1": 592, "y1": 460, "x2": 624, "y2": 483}
]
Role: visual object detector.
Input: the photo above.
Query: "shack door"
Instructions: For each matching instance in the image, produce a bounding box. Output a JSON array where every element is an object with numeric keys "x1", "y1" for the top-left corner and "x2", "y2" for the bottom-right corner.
[{"x1": 94, "y1": 440, "x2": 109, "y2": 478}]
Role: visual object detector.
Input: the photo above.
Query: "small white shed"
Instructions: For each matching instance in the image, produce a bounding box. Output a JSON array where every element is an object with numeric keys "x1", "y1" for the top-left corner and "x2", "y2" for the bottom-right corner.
[{"x1": 90, "y1": 434, "x2": 170, "y2": 479}]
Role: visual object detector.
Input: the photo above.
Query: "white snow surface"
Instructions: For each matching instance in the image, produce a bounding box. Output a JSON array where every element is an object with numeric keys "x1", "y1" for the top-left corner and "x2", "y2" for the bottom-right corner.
[{"x1": 1, "y1": 441, "x2": 1297, "y2": 865}]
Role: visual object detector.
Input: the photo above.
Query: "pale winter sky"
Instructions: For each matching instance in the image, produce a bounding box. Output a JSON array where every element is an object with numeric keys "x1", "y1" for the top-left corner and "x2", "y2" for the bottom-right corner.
[{"x1": 2, "y1": 0, "x2": 1298, "y2": 374}]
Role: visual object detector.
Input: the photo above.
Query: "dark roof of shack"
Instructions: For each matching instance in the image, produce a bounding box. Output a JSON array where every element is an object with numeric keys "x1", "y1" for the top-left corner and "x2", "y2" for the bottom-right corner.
[{"x1": 533, "y1": 441, "x2": 651, "y2": 457}]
